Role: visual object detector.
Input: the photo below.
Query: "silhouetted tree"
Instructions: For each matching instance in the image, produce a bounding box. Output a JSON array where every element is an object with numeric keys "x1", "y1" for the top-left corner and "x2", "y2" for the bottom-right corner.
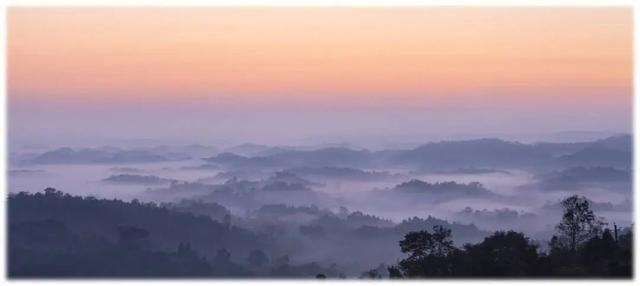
[
  {"x1": 387, "y1": 266, "x2": 403, "y2": 278},
  {"x1": 397, "y1": 225, "x2": 460, "y2": 277},
  {"x1": 461, "y1": 231, "x2": 539, "y2": 276},
  {"x1": 9, "y1": 189, "x2": 633, "y2": 278},
  {"x1": 554, "y1": 195, "x2": 605, "y2": 251},
  {"x1": 389, "y1": 194, "x2": 632, "y2": 279}
]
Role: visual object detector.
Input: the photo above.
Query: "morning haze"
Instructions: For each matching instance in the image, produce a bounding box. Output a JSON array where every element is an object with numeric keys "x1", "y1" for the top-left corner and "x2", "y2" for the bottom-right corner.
[{"x1": 7, "y1": 7, "x2": 633, "y2": 279}]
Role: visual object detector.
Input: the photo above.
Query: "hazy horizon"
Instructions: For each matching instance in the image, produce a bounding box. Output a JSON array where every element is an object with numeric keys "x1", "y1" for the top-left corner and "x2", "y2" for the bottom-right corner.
[
  {"x1": 8, "y1": 7, "x2": 632, "y2": 150},
  {"x1": 7, "y1": 6, "x2": 634, "y2": 279}
]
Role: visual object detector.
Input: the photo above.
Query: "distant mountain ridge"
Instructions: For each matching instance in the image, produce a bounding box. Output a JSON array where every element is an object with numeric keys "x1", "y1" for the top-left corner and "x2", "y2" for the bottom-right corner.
[
  {"x1": 21, "y1": 135, "x2": 631, "y2": 170},
  {"x1": 25, "y1": 147, "x2": 168, "y2": 165}
]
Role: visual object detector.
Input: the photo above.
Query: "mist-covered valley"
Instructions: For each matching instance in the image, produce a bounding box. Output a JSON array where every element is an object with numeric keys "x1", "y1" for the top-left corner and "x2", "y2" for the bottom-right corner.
[{"x1": 8, "y1": 134, "x2": 633, "y2": 277}]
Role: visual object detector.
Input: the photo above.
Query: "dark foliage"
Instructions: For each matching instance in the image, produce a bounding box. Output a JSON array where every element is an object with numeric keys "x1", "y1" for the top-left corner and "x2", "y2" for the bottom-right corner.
[
  {"x1": 460, "y1": 231, "x2": 540, "y2": 276},
  {"x1": 8, "y1": 189, "x2": 352, "y2": 278},
  {"x1": 8, "y1": 189, "x2": 632, "y2": 278},
  {"x1": 391, "y1": 195, "x2": 632, "y2": 278}
]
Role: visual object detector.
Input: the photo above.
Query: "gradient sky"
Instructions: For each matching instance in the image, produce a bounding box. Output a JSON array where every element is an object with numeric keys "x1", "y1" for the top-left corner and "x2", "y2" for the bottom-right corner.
[{"x1": 8, "y1": 7, "x2": 632, "y2": 148}]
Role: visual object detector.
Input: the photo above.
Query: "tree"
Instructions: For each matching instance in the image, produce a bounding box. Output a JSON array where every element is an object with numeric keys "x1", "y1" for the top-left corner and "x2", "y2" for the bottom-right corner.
[
  {"x1": 387, "y1": 195, "x2": 631, "y2": 278},
  {"x1": 387, "y1": 266, "x2": 403, "y2": 278},
  {"x1": 399, "y1": 225, "x2": 455, "y2": 259},
  {"x1": 397, "y1": 225, "x2": 459, "y2": 277},
  {"x1": 461, "y1": 231, "x2": 539, "y2": 276},
  {"x1": 554, "y1": 195, "x2": 605, "y2": 251}
]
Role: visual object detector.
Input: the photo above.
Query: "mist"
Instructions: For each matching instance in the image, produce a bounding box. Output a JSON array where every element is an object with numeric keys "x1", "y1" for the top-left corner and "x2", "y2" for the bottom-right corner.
[
  {"x1": 7, "y1": 6, "x2": 633, "y2": 278},
  {"x1": 9, "y1": 96, "x2": 631, "y2": 151},
  {"x1": 8, "y1": 132, "x2": 633, "y2": 276}
]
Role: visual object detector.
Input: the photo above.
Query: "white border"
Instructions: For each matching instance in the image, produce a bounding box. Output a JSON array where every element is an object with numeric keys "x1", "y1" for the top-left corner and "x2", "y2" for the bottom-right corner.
[
  {"x1": 2, "y1": 0, "x2": 640, "y2": 6},
  {"x1": 0, "y1": 1, "x2": 638, "y2": 285}
]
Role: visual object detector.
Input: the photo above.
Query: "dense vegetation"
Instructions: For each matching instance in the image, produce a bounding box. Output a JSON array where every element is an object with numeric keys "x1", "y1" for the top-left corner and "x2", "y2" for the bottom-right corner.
[
  {"x1": 387, "y1": 196, "x2": 632, "y2": 278},
  {"x1": 8, "y1": 189, "x2": 370, "y2": 278},
  {"x1": 8, "y1": 189, "x2": 632, "y2": 278}
]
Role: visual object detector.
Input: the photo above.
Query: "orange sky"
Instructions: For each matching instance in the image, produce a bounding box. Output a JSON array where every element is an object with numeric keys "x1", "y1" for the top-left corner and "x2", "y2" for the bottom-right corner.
[{"x1": 8, "y1": 7, "x2": 632, "y2": 107}]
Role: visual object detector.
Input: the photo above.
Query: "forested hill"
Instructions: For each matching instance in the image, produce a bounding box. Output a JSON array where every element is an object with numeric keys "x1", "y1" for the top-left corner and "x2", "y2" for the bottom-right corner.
[
  {"x1": 9, "y1": 189, "x2": 632, "y2": 278},
  {"x1": 9, "y1": 189, "x2": 274, "y2": 277}
]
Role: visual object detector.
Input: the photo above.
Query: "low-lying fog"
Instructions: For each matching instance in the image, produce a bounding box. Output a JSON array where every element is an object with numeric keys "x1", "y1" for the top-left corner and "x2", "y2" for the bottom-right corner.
[{"x1": 8, "y1": 135, "x2": 633, "y2": 274}]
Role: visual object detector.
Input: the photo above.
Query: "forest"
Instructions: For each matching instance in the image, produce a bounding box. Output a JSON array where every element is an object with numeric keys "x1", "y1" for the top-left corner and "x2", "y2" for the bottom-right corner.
[
  {"x1": 7, "y1": 5, "x2": 634, "y2": 280},
  {"x1": 8, "y1": 188, "x2": 632, "y2": 278},
  {"x1": 8, "y1": 135, "x2": 634, "y2": 278}
]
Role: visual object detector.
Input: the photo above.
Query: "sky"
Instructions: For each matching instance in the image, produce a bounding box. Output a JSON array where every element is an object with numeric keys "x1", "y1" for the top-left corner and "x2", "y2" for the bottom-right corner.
[{"x1": 7, "y1": 7, "x2": 633, "y2": 148}]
